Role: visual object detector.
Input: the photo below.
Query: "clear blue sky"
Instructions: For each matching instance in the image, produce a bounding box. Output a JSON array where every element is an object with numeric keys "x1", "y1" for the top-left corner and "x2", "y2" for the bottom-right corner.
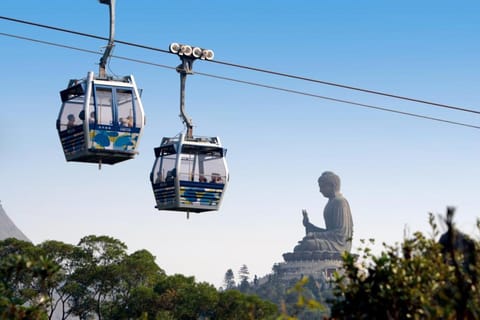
[{"x1": 1, "y1": 1, "x2": 479, "y2": 287}]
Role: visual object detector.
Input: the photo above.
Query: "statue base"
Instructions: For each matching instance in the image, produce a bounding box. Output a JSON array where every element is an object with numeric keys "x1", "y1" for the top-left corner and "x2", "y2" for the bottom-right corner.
[
  {"x1": 283, "y1": 250, "x2": 344, "y2": 262},
  {"x1": 273, "y1": 258, "x2": 343, "y2": 281}
]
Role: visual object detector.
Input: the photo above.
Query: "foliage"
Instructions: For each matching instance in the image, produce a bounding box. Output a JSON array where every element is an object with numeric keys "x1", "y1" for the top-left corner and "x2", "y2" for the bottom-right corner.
[
  {"x1": 244, "y1": 210, "x2": 480, "y2": 320},
  {"x1": 0, "y1": 238, "x2": 59, "y2": 320},
  {"x1": 6, "y1": 208, "x2": 477, "y2": 320},
  {"x1": 0, "y1": 236, "x2": 279, "y2": 320},
  {"x1": 66, "y1": 235, "x2": 130, "y2": 319},
  {"x1": 330, "y1": 211, "x2": 480, "y2": 319},
  {"x1": 37, "y1": 239, "x2": 85, "y2": 320},
  {"x1": 216, "y1": 289, "x2": 278, "y2": 320},
  {"x1": 7, "y1": 208, "x2": 478, "y2": 320},
  {"x1": 287, "y1": 276, "x2": 325, "y2": 317},
  {"x1": 239, "y1": 264, "x2": 251, "y2": 291},
  {"x1": 234, "y1": 265, "x2": 330, "y2": 319},
  {"x1": 153, "y1": 274, "x2": 219, "y2": 319},
  {"x1": 223, "y1": 268, "x2": 236, "y2": 290}
]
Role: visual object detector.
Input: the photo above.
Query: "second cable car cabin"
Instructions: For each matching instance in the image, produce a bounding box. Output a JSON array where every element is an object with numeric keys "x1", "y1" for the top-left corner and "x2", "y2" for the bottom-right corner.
[
  {"x1": 150, "y1": 133, "x2": 228, "y2": 214},
  {"x1": 56, "y1": 71, "x2": 145, "y2": 165}
]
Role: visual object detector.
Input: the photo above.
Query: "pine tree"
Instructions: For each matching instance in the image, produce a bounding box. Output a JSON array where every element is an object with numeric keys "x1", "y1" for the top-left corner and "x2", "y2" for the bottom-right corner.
[
  {"x1": 238, "y1": 264, "x2": 250, "y2": 291},
  {"x1": 223, "y1": 268, "x2": 235, "y2": 290}
]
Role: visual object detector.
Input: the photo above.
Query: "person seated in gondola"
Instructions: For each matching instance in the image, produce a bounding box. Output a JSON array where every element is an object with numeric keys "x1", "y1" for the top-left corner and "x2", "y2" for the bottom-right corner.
[
  {"x1": 89, "y1": 112, "x2": 96, "y2": 124},
  {"x1": 154, "y1": 171, "x2": 163, "y2": 184},
  {"x1": 210, "y1": 173, "x2": 223, "y2": 183},
  {"x1": 119, "y1": 117, "x2": 128, "y2": 126},
  {"x1": 126, "y1": 115, "x2": 133, "y2": 127},
  {"x1": 166, "y1": 168, "x2": 176, "y2": 183},
  {"x1": 67, "y1": 114, "x2": 76, "y2": 129},
  {"x1": 199, "y1": 175, "x2": 207, "y2": 183}
]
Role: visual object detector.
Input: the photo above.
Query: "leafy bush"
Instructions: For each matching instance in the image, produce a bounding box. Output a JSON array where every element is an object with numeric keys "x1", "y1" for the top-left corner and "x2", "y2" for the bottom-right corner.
[{"x1": 331, "y1": 210, "x2": 479, "y2": 319}]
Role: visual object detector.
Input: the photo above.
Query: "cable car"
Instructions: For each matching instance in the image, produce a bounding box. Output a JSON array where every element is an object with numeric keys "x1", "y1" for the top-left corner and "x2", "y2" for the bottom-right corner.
[
  {"x1": 150, "y1": 133, "x2": 228, "y2": 214},
  {"x1": 56, "y1": 0, "x2": 145, "y2": 167},
  {"x1": 150, "y1": 43, "x2": 228, "y2": 216},
  {"x1": 57, "y1": 72, "x2": 145, "y2": 165}
]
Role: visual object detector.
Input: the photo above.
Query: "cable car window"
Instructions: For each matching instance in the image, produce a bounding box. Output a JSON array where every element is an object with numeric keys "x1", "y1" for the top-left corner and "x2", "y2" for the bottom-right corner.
[
  {"x1": 155, "y1": 153, "x2": 177, "y2": 183},
  {"x1": 179, "y1": 154, "x2": 195, "y2": 181},
  {"x1": 179, "y1": 146, "x2": 227, "y2": 183},
  {"x1": 60, "y1": 95, "x2": 84, "y2": 131},
  {"x1": 95, "y1": 87, "x2": 113, "y2": 126},
  {"x1": 151, "y1": 158, "x2": 161, "y2": 183},
  {"x1": 116, "y1": 88, "x2": 135, "y2": 127}
]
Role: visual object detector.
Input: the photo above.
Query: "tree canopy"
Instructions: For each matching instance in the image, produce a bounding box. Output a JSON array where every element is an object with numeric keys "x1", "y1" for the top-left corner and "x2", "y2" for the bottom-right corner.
[
  {"x1": 2, "y1": 209, "x2": 478, "y2": 319},
  {"x1": 330, "y1": 210, "x2": 479, "y2": 319},
  {"x1": 0, "y1": 235, "x2": 278, "y2": 320}
]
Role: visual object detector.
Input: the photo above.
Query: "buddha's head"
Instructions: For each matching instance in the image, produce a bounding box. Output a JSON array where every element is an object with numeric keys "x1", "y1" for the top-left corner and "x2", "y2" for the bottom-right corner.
[{"x1": 318, "y1": 171, "x2": 340, "y2": 198}]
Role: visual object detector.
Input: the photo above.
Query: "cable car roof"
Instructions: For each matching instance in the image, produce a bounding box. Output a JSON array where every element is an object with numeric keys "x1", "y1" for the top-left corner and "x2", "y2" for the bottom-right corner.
[{"x1": 154, "y1": 134, "x2": 226, "y2": 157}]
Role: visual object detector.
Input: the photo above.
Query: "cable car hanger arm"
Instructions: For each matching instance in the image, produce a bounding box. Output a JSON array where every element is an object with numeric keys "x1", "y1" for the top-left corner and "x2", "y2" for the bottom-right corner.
[
  {"x1": 177, "y1": 57, "x2": 194, "y2": 138},
  {"x1": 98, "y1": 0, "x2": 115, "y2": 78},
  {"x1": 169, "y1": 42, "x2": 215, "y2": 139}
]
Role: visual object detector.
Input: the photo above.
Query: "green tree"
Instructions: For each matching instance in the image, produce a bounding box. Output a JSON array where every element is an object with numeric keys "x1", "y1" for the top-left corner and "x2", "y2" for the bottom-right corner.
[
  {"x1": 0, "y1": 235, "x2": 281, "y2": 320},
  {"x1": 223, "y1": 268, "x2": 236, "y2": 290},
  {"x1": 0, "y1": 238, "x2": 38, "y2": 303},
  {"x1": 238, "y1": 264, "x2": 250, "y2": 292},
  {"x1": 120, "y1": 249, "x2": 165, "y2": 288},
  {"x1": 124, "y1": 286, "x2": 165, "y2": 320},
  {"x1": 154, "y1": 274, "x2": 219, "y2": 319},
  {"x1": 216, "y1": 289, "x2": 278, "y2": 319},
  {"x1": 38, "y1": 240, "x2": 86, "y2": 320},
  {"x1": 0, "y1": 239, "x2": 59, "y2": 320},
  {"x1": 111, "y1": 249, "x2": 166, "y2": 319},
  {"x1": 330, "y1": 211, "x2": 480, "y2": 319},
  {"x1": 70, "y1": 235, "x2": 128, "y2": 320},
  {"x1": 249, "y1": 273, "x2": 329, "y2": 319}
]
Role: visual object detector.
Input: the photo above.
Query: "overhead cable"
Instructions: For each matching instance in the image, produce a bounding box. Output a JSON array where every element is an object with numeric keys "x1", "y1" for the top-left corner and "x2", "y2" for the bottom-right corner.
[
  {"x1": 1, "y1": 15, "x2": 479, "y2": 116},
  {"x1": 1, "y1": 31, "x2": 478, "y2": 130}
]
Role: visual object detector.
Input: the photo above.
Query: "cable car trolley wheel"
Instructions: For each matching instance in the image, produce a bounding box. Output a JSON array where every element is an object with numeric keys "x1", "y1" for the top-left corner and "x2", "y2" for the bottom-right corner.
[
  {"x1": 56, "y1": 71, "x2": 146, "y2": 165},
  {"x1": 150, "y1": 133, "x2": 229, "y2": 214}
]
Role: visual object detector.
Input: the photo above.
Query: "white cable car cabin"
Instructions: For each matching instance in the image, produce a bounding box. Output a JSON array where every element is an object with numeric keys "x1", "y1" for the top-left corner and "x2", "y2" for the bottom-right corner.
[
  {"x1": 56, "y1": 71, "x2": 145, "y2": 165},
  {"x1": 150, "y1": 133, "x2": 229, "y2": 214}
]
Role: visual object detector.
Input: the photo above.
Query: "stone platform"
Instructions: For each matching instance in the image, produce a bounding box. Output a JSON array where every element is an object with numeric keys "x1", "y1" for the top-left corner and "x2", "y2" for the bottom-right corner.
[
  {"x1": 283, "y1": 250, "x2": 344, "y2": 262},
  {"x1": 274, "y1": 257, "x2": 343, "y2": 281}
]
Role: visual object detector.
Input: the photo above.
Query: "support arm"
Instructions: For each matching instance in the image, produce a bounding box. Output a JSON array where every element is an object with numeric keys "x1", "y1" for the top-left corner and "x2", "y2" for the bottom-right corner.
[{"x1": 98, "y1": 0, "x2": 116, "y2": 78}]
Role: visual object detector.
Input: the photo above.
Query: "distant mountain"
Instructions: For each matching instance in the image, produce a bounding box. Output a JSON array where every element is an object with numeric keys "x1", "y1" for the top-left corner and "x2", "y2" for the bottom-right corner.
[{"x1": 0, "y1": 202, "x2": 30, "y2": 242}]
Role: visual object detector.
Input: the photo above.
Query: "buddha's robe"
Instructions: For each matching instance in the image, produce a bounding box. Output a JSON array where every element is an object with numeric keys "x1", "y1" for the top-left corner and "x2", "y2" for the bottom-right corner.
[{"x1": 294, "y1": 193, "x2": 353, "y2": 253}]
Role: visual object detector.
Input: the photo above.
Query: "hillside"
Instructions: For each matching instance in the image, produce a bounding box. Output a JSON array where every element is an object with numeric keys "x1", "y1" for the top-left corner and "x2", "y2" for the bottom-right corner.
[{"x1": 0, "y1": 202, "x2": 30, "y2": 242}]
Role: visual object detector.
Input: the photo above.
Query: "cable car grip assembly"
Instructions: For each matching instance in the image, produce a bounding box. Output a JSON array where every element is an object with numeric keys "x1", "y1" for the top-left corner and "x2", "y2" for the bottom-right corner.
[{"x1": 169, "y1": 42, "x2": 214, "y2": 139}]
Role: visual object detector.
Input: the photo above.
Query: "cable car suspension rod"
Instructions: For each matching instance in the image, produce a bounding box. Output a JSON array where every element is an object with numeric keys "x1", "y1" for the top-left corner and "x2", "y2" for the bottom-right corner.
[
  {"x1": 178, "y1": 56, "x2": 194, "y2": 139},
  {"x1": 98, "y1": 0, "x2": 115, "y2": 78},
  {"x1": 169, "y1": 43, "x2": 215, "y2": 139}
]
